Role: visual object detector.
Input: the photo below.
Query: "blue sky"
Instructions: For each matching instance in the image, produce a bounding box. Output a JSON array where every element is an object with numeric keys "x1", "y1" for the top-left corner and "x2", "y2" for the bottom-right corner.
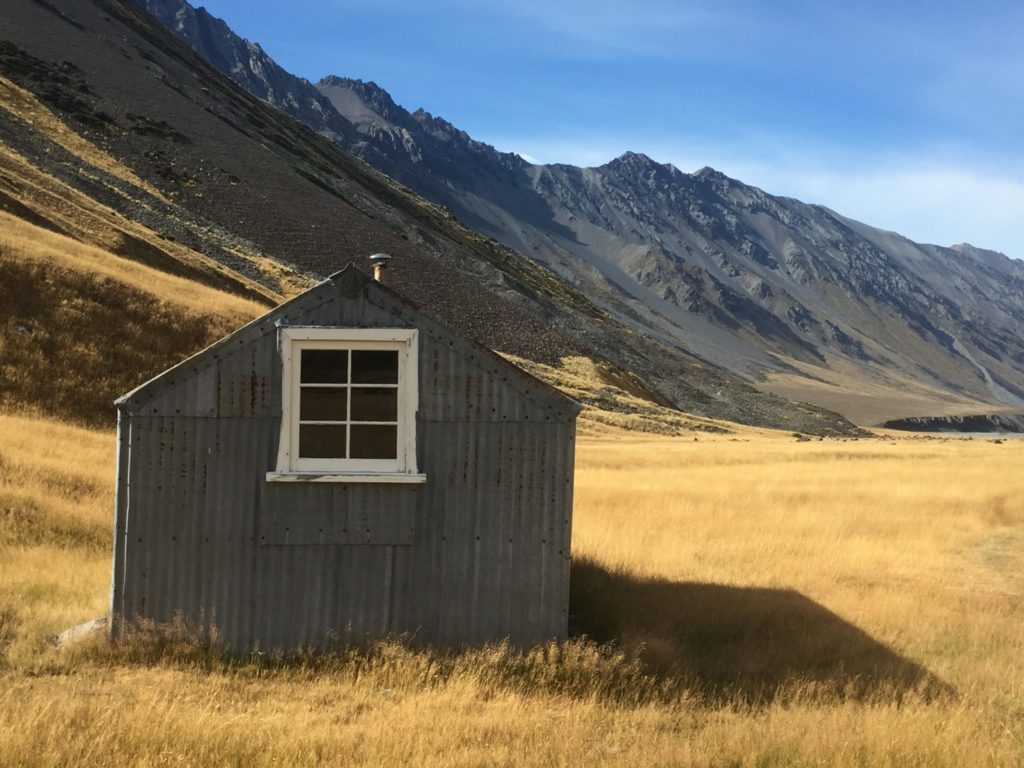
[{"x1": 198, "y1": 0, "x2": 1024, "y2": 258}]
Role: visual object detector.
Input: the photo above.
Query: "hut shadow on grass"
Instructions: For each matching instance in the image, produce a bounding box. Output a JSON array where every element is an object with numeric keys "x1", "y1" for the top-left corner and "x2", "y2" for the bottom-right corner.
[{"x1": 569, "y1": 558, "x2": 955, "y2": 705}]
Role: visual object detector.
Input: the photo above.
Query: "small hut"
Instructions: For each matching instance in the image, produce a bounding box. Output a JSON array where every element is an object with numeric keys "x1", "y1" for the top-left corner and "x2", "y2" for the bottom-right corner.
[{"x1": 110, "y1": 263, "x2": 580, "y2": 651}]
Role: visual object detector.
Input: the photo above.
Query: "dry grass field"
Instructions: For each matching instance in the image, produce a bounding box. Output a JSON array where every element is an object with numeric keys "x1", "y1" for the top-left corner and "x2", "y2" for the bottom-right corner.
[{"x1": 1, "y1": 415, "x2": 1023, "y2": 766}]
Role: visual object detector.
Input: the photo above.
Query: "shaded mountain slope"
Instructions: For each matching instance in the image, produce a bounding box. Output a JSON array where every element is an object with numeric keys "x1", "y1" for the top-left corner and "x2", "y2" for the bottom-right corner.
[
  {"x1": 140, "y1": 0, "x2": 1024, "y2": 424},
  {"x1": 0, "y1": 0, "x2": 857, "y2": 434}
]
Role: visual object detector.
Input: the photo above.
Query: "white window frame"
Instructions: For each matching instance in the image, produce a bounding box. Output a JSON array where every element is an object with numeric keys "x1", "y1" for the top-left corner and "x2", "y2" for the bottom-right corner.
[{"x1": 266, "y1": 327, "x2": 425, "y2": 484}]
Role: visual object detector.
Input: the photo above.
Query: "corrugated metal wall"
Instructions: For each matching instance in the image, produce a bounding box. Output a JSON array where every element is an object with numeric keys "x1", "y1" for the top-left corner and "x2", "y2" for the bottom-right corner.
[{"x1": 111, "y1": 267, "x2": 578, "y2": 650}]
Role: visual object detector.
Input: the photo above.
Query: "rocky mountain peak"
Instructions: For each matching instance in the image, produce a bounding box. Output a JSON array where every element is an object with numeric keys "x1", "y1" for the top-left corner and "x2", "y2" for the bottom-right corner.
[
  {"x1": 318, "y1": 76, "x2": 403, "y2": 121},
  {"x1": 138, "y1": 0, "x2": 355, "y2": 142},
  {"x1": 600, "y1": 151, "x2": 684, "y2": 180},
  {"x1": 410, "y1": 108, "x2": 469, "y2": 141},
  {"x1": 603, "y1": 151, "x2": 658, "y2": 170},
  {"x1": 141, "y1": 0, "x2": 229, "y2": 49},
  {"x1": 690, "y1": 165, "x2": 757, "y2": 200},
  {"x1": 597, "y1": 151, "x2": 687, "y2": 194},
  {"x1": 692, "y1": 166, "x2": 731, "y2": 183}
]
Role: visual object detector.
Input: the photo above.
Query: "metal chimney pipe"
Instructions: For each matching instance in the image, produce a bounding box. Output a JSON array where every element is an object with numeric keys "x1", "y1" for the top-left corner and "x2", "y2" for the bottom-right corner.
[{"x1": 369, "y1": 253, "x2": 392, "y2": 284}]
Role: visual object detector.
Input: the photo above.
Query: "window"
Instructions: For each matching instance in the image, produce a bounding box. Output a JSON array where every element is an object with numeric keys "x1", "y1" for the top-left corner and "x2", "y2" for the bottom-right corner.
[{"x1": 267, "y1": 328, "x2": 424, "y2": 483}]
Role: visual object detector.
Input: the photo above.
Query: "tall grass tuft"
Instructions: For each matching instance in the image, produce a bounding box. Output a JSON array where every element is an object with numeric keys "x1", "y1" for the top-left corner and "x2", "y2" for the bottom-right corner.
[{"x1": 70, "y1": 617, "x2": 671, "y2": 707}]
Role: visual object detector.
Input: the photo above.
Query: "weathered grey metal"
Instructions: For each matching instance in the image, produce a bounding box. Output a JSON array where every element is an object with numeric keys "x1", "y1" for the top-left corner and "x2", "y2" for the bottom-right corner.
[{"x1": 111, "y1": 265, "x2": 580, "y2": 650}]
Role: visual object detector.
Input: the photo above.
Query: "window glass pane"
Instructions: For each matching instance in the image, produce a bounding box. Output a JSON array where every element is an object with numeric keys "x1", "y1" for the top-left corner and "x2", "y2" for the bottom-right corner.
[
  {"x1": 350, "y1": 388, "x2": 398, "y2": 422},
  {"x1": 301, "y1": 350, "x2": 348, "y2": 383},
  {"x1": 299, "y1": 388, "x2": 348, "y2": 421},
  {"x1": 351, "y1": 350, "x2": 399, "y2": 384},
  {"x1": 299, "y1": 425, "x2": 347, "y2": 458},
  {"x1": 350, "y1": 425, "x2": 397, "y2": 459}
]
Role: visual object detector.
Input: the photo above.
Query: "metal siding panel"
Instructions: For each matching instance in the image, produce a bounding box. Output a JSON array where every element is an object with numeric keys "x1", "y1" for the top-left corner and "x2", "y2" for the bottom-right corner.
[
  {"x1": 129, "y1": 418, "x2": 161, "y2": 619},
  {"x1": 441, "y1": 421, "x2": 468, "y2": 645},
  {"x1": 388, "y1": 544, "x2": 413, "y2": 636},
  {"x1": 425, "y1": 419, "x2": 458, "y2": 643},
  {"x1": 558, "y1": 421, "x2": 576, "y2": 639},
  {"x1": 542, "y1": 423, "x2": 558, "y2": 641},
  {"x1": 398, "y1": 418, "x2": 571, "y2": 647},
  {"x1": 327, "y1": 548, "x2": 350, "y2": 643},
  {"x1": 522, "y1": 422, "x2": 545, "y2": 645},
  {"x1": 402, "y1": 421, "x2": 438, "y2": 638},
  {"x1": 420, "y1": 342, "x2": 442, "y2": 422},
  {"x1": 547, "y1": 422, "x2": 571, "y2": 641},
  {"x1": 166, "y1": 415, "x2": 257, "y2": 649},
  {"x1": 215, "y1": 417, "x2": 239, "y2": 643},
  {"x1": 481, "y1": 422, "x2": 513, "y2": 643},
  {"x1": 122, "y1": 420, "x2": 144, "y2": 620},
  {"x1": 110, "y1": 411, "x2": 131, "y2": 636},
  {"x1": 255, "y1": 539, "x2": 285, "y2": 650},
  {"x1": 123, "y1": 419, "x2": 144, "y2": 621},
  {"x1": 417, "y1": 334, "x2": 558, "y2": 425},
  {"x1": 233, "y1": 417, "x2": 264, "y2": 649},
  {"x1": 201, "y1": 417, "x2": 227, "y2": 633},
  {"x1": 294, "y1": 548, "x2": 314, "y2": 646},
  {"x1": 469, "y1": 424, "x2": 487, "y2": 643},
  {"x1": 258, "y1": 483, "x2": 417, "y2": 546},
  {"x1": 515, "y1": 420, "x2": 537, "y2": 646},
  {"x1": 195, "y1": 366, "x2": 217, "y2": 417},
  {"x1": 215, "y1": 340, "x2": 274, "y2": 419},
  {"x1": 181, "y1": 416, "x2": 207, "y2": 626},
  {"x1": 164, "y1": 419, "x2": 183, "y2": 622},
  {"x1": 497, "y1": 422, "x2": 520, "y2": 641}
]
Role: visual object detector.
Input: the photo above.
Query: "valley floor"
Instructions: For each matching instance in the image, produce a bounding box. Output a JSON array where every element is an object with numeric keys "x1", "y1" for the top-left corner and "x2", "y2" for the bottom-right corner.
[{"x1": 1, "y1": 415, "x2": 1022, "y2": 766}]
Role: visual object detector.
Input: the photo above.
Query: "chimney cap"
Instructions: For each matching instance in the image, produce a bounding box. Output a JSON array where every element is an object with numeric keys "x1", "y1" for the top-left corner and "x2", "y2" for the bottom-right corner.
[{"x1": 369, "y1": 252, "x2": 392, "y2": 267}]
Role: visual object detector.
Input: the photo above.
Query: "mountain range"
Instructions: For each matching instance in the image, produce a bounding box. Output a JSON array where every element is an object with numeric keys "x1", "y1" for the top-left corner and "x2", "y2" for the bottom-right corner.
[
  {"x1": 1, "y1": 0, "x2": 861, "y2": 436},
  {"x1": 139, "y1": 0, "x2": 1024, "y2": 425}
]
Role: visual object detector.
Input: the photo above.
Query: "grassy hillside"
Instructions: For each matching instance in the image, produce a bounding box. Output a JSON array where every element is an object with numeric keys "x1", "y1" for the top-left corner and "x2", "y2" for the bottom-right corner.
[
  {"x1": 2, "y1": 420, "x2": 1022, "y2": 766},
  {"x1": 0, "y1": 67, "x2": 306, "y2": 426},
  {"x1": 0, "y1": 211, "x2": 267, "y2": 425}
]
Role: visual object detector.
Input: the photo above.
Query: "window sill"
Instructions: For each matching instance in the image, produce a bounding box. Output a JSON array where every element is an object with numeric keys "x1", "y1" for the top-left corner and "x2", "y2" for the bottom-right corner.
[{"x1": 265, "y1": 471, "x2": 427, "y2": 484}]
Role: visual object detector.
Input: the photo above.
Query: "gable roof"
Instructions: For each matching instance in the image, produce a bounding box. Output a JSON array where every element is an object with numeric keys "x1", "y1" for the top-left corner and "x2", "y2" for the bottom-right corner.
[{"x1": 117, "y1": 264, "x2": 582, "y2": 415}]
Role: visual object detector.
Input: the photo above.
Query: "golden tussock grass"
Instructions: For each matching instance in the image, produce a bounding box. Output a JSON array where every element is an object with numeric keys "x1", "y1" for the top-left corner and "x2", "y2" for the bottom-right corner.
[
  {"x1": 0, "y1": 143, "x2": 284, "y2": 302},
  {"x1": 506, "y1": 354, "x2": 735, "y2": 437},
  {"x1": 0, "y1": 212, "x2": 264, "y2": 426},
  {"x1": 1, "y1": 413, "x2": 1023, "y2": 766}
]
